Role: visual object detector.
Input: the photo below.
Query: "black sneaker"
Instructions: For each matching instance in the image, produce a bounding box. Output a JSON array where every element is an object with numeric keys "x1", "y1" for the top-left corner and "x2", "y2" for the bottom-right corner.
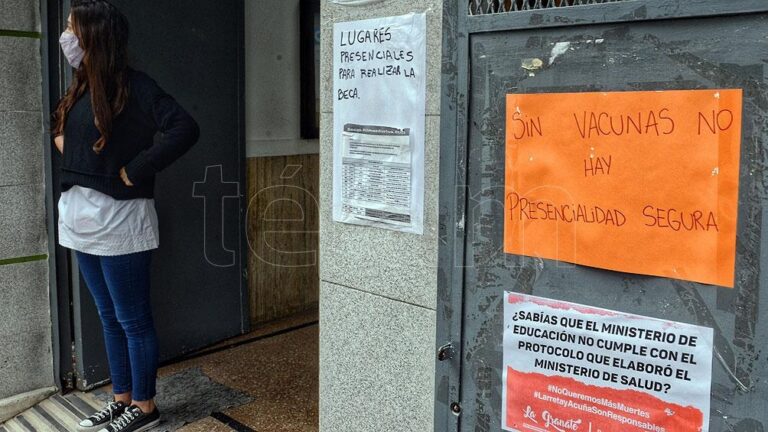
[
  {"x1": 77, "y1": 400, "x2": 128, "y2": 432},
  {"x1": 97, "y1": 405, "x2": 161, "y2": 432}
]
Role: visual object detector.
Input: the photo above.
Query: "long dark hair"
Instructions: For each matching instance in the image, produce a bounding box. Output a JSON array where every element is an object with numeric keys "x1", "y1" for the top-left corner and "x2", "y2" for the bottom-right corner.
[{"x1": 52, "y1": 0, "x2": 130, "y2": 154}]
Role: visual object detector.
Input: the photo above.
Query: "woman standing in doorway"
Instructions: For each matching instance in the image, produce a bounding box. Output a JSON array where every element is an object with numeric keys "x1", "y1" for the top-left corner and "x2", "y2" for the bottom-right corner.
[{"x1": 53, "y1": 1, "x2": 200, "y2": 431}]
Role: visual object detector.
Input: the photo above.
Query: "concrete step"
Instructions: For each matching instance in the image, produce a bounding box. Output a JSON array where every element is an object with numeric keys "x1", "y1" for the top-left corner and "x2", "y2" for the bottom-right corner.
[{"x1": 0, "y1": 391, "x2": 102, "y2": 432}]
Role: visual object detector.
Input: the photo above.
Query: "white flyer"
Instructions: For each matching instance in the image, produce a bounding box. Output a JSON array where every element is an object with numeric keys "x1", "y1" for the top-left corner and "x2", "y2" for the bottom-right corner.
[
  {"x1": 502, "y1": 292, "x2": 714, "y2": 432},
  {"x1": 332, "y1": 13, "x2": 426, "y2": 234}
]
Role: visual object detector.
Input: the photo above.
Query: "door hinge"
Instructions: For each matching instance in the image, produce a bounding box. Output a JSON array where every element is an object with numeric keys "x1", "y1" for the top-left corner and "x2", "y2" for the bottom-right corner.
[
  {"x1": 437, "y1": 343, "x2": 455, "y2": 361},
  {"x1": 63, "y1": 371, "x2": 76, "y2": 391},
  {"x1": 451, "y1": 402, "x2": 462, "y2": 414}
]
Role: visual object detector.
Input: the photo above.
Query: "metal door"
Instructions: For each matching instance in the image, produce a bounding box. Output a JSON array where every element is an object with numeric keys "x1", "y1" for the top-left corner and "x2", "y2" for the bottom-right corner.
[
  {"x1": 436, "y1": 1, "x2": 768, "y2": 431},
  {"x1": 49, "y1": 0, "x2": 249, "y2": 389}
]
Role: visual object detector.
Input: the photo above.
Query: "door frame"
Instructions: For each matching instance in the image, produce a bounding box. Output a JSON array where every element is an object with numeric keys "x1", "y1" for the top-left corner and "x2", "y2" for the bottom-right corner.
[
  {"x1": 42, "y1": 0, "x2": 77, "y2": 392},
  {"x1": 434, "y1": 1, "x2": 768, "y2": 431}
]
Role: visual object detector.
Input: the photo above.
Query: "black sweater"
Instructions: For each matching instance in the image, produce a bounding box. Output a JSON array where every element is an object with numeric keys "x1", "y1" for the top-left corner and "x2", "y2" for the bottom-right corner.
[{"x1": 60, "y1": 68, "x2": 200, "y2": 199}]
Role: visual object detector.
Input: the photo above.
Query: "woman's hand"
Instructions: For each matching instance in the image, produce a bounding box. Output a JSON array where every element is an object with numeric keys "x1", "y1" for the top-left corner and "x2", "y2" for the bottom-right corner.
[
  {"x1": 119, "y1": 167, "x2": 134, "y2": 187},
  {"x1": 54, "y1": 135, "x2": 64, "y2": 154}
]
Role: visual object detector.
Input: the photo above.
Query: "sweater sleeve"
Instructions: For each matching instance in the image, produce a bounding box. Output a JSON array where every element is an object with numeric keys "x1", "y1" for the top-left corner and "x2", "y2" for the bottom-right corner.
[{"x1": 123, "y1": 73, "x2": 200, "y2": 185}]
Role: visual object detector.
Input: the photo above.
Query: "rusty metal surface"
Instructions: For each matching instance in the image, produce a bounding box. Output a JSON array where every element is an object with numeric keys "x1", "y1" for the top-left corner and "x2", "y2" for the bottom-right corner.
[{"x1": 456, "y1": 11, "x2": 768, "y2": 432}]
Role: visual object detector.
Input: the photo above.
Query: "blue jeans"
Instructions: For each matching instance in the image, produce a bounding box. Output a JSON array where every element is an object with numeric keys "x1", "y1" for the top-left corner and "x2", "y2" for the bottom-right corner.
[{"x1": 75, "y1": 250, "x2": 158, "y2": 401}]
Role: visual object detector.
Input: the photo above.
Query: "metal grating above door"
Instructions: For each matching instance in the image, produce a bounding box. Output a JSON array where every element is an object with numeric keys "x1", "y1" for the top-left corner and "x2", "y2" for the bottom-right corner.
[{"x1": 469, "y1": 0, "x2": 632, "y2": 15}]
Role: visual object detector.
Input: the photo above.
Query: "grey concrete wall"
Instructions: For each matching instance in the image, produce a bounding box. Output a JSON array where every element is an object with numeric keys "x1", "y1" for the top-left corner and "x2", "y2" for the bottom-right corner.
[
  {"x1": 0, "y1": 0, "x2": 40, "y2": 33},
  {"x1": 319, "y1": 1, "x2": 442, "y2": 431},
  {"x1": 0, "y1": 0, "x2": 55, "y2": 403}
]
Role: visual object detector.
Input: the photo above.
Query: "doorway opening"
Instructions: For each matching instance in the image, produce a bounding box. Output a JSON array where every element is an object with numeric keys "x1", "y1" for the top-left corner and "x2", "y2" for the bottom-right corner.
[{"x1": 29, "y1": 0, "x2": 322, "y2": 431}]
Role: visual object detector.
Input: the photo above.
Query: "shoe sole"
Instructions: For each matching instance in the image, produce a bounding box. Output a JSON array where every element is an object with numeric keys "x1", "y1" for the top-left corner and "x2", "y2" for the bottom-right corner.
[
  {"x1": 77, "y1": 410, "x2": 129, "y2": 432},
  {"x1": 77, "y1": 421, "x2": 109, "y2": 432},
  {"x1": 76, "y1": 404, "x2": 127, "y2": 432},
  {"x1": 132, "y1": 418, "x2": 161, "y2": 432}
]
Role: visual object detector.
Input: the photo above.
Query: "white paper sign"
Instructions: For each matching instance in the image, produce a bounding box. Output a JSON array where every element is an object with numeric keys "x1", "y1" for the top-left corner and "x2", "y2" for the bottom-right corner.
[
  {"x1": 503, "y1": 292, "x2": 714, "y2": 432},
  {"x1": 332, "y1": 13, "x2": 426, "y2": 234}
]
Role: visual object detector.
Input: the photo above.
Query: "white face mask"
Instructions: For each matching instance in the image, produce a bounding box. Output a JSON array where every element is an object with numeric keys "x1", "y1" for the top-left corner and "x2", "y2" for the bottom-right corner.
[{"x1": 59, "y1": 30, "x2": 85, "y2": 68}]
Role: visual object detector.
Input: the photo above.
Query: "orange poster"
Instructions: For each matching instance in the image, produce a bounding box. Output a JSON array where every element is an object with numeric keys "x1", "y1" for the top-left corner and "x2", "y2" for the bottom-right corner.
[{"x1": 504, "y1": 89, "x2": 742, "y2": 287}]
